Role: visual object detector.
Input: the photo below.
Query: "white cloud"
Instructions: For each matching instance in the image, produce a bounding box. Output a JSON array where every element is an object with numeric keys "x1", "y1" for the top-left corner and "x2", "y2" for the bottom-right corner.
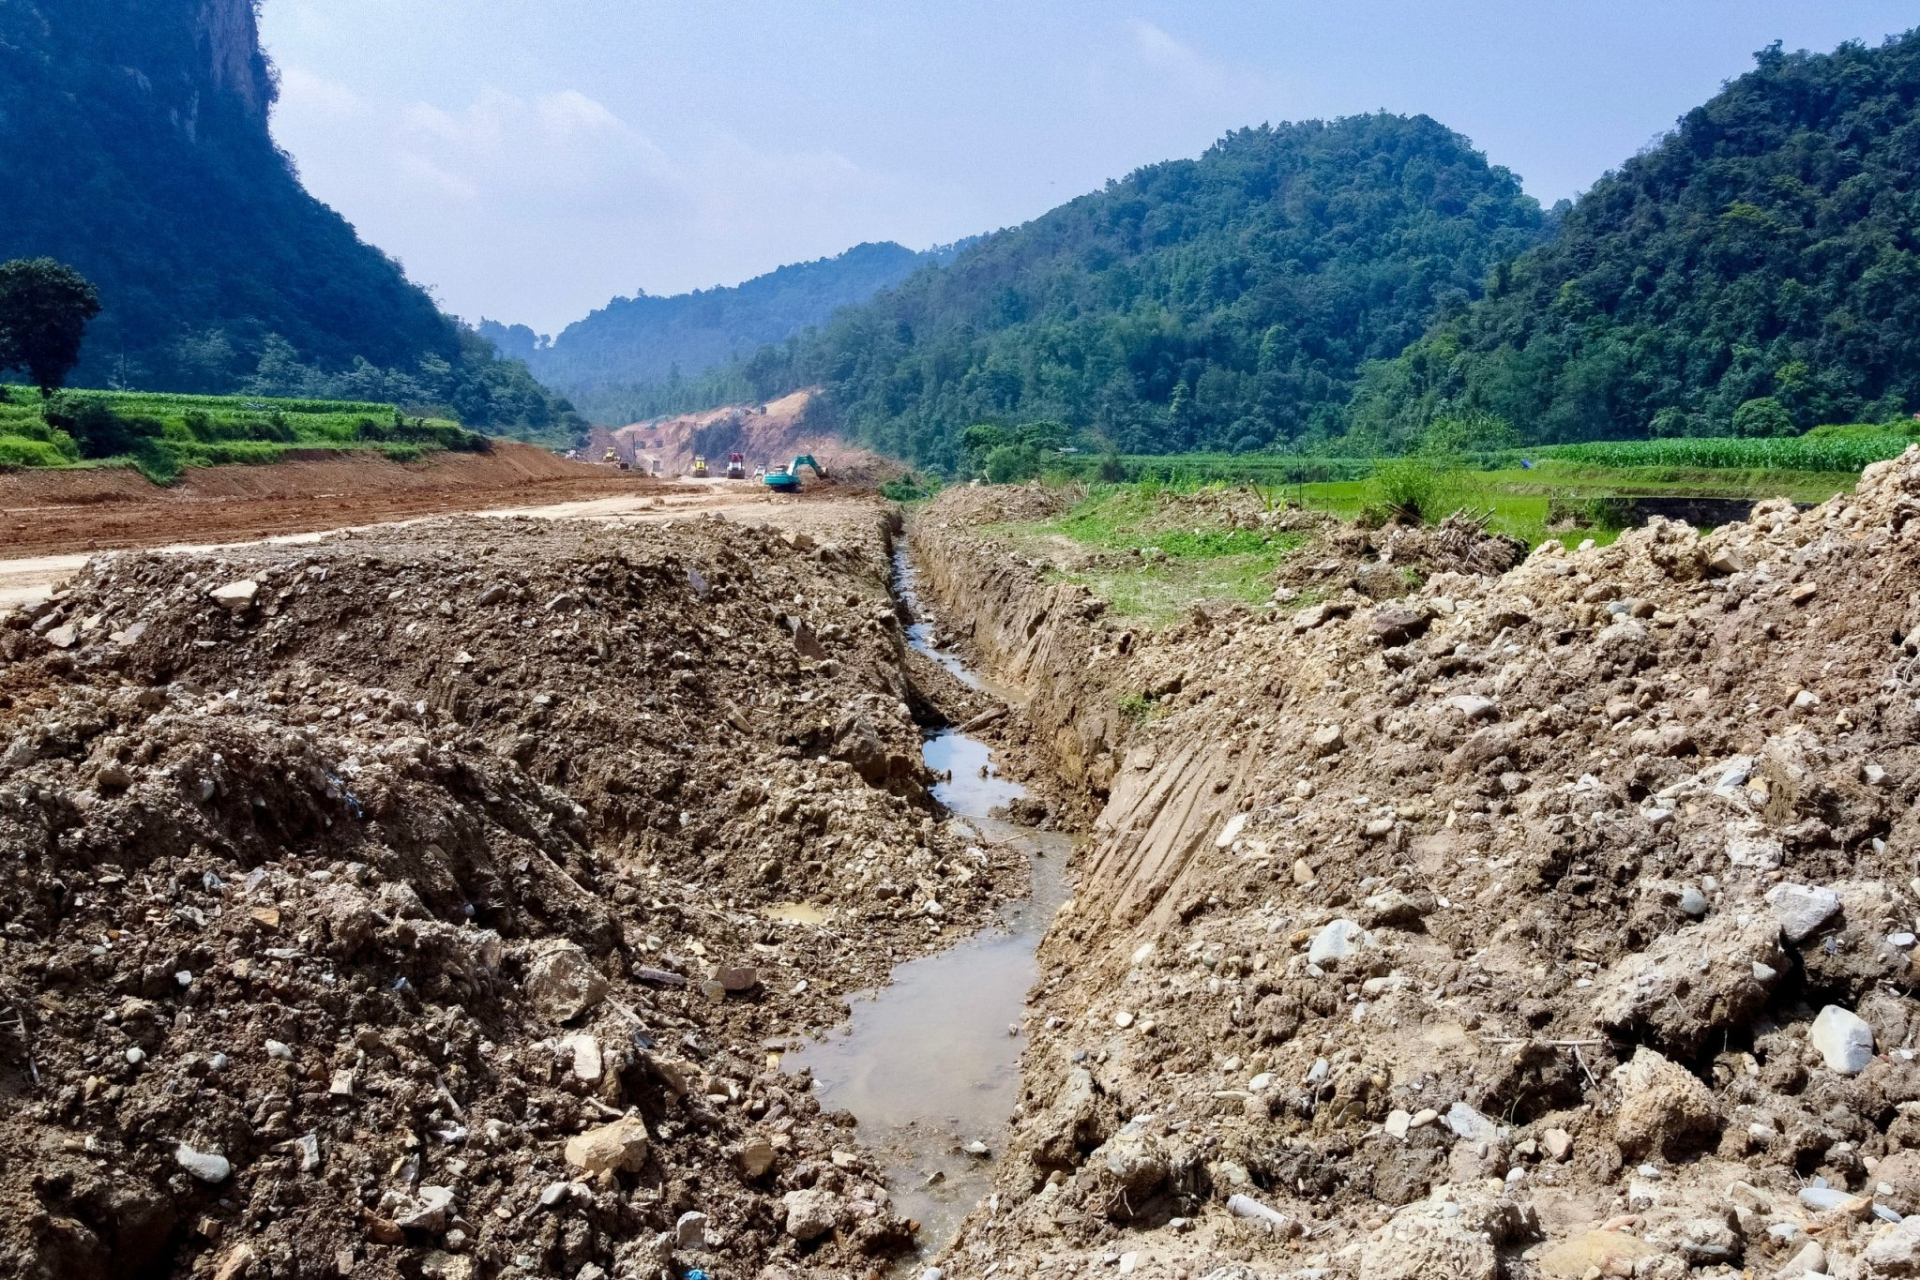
[
  {"x1": 277, "y1": 66, "x2": 370, "y2": 119},
  {"x1": 1122, "y1": 17, "x2": 1269, "y2": 105}
]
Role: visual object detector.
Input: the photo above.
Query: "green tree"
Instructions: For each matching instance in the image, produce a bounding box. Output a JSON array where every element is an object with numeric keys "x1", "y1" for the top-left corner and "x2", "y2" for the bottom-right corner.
[
  {"x1": 1731, "y1": 397, "x2": 1795, "y2": 438},
  {"x1": 984, "y1": 442, "x2": 1041, "y2": 483},
  {"x1": 0, "y1": 257, "x2": 100, "y2": 395},
  {"x1": 959, "y1": 423, "x2": 1012, "y2": 471}
]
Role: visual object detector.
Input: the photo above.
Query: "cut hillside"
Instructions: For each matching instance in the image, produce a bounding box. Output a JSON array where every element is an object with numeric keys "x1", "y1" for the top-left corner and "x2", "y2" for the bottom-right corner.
[
  {"x1": 593, "y1": 391, "x2": 886, "y2": 484},
  {"x1": 0, "y1": 0, "x2": 573, "y2": 435},
  {"x1": 1349, "y1": 30, "x2": 1920, "y2": 445}
]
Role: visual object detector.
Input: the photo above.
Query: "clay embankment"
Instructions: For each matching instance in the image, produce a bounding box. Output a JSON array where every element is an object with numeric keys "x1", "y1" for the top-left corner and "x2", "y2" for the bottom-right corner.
[
  {"x1": 909, "y1": 456, "x2": 1920, "y2": 1279},
  {"x1": 0, "y1": 442, "x2": 657, "y2": 560},
  {"x1": 0, "y1": 498, "x2": 1018, "y2": 1279}
]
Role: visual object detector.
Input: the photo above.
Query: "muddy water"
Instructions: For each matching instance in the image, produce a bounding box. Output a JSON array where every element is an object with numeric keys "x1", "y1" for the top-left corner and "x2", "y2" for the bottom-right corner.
[{"x1": 781, "y1": 549, "x2": 1071, "y2": 1261}]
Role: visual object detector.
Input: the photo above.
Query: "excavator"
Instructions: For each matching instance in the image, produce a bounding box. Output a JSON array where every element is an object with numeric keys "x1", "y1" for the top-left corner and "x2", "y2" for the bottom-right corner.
[
  {"x1": 601, "y1": 447, "x2": 629, "y2": 471},
  {"x1": 762, "y1": 454, "x2": 827, "y2": 494}
]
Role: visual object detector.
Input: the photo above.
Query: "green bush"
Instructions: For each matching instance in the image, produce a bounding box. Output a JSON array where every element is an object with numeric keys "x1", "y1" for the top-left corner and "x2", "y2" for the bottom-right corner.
[
  {"x1": 1364, "y1": 456, "x2": 1444, "y2": 523},
  {"x1": 984, "y1": 442, "x2": 1042, "y2": 484}
]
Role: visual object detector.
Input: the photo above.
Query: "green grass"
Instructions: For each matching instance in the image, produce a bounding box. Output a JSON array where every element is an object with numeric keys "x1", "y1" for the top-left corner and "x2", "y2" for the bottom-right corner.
[
  {"x1": 0, "y1": 386, "x2": 487, "y2": 483},
  {"x1": 988, "y1": 484, "x2": 1307, "y2": 627}
]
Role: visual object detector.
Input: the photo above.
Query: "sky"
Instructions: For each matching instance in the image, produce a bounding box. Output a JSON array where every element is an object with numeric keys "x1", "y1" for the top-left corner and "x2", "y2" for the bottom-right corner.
[{"x1": 261, "y1": 1, "x2": 1919, "y2": 335}]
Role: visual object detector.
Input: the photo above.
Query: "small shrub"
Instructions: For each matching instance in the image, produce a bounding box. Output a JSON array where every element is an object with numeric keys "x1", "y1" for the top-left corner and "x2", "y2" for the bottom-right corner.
[
  {"x1": 984, "y1": 442, "x2": 1041, "y2": 484},
  {"x1": 1365, "y1": 456, "x2": 1443, "y2": 524}
]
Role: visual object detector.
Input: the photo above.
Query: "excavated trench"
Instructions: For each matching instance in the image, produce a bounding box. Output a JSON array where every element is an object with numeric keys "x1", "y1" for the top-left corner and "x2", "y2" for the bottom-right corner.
[{"x1": 784, "y1": 546, "x2": 1073, "y2": 1264}]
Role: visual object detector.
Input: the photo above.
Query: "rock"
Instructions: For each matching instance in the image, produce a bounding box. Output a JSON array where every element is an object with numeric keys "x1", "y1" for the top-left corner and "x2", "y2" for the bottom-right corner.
[
  {"x1": 560, "y1": 1034, "x2": 603, "y2": 1082},
  {"x1": 1112, "y1": 1010, "x2": 1134, "y2": 1028},
  {"x1": 1308, "y1": 918, "x2": 1364, "y2": 966},
  {"x1": 1672, "y1": 1214, "x2": 1742, "y2": 1265},
  {"x1": 1445, "y1": 1102, "x2": 1500, "y2": 1145},
  {"x1": 709, "y1": 962, "x2": 759, "y2": 993},
  {"x1": 1310, "y1": 724, "x2": 1345, "y2": 756},
  {"x1": 395, "y1": 1186, "x2": 455, "y2": 1232},
  {"x1": 175, "y1": 1143, "x2": 231, "y2": 1183},
  {"x1": 1541, "y1": 1128, "x2": 1573, "y2": 1161},
  {"x1": 1810, "y1": 1004, "x2": 1876, "y2": 1075},
  {"x1": 1676, "y1": 886, "x2": 1708, "y2": 917},
  {"x1": 1534, "y1": 1229, "x2": 1657, "y2": 1279},
  {"x1": 1775, "y1": 1239, "x2": 1826, "y2": 1277},
  {"x1": 1371, "y1": 606, "x2": 1432, "y2": 647},
  {"x1": 1098, "y1": 1125, "x2": 1169, "y2": 1214},
  {"x1": 1359, "y1": 1189, "x2": 1534, "y2": 1280},
  {"x1": 1363, "y1": 889, "x2": 1434, "y2": 929},
  {"x1": 44, "y1": 623, "x2": 79, "y2": 649},
  {"x1": 1443, "y1": 695, "x2": 1499, "y2": 722},
  {"x1": 563, "y1": 1115, "x2": 650, "y2": 1175},
  {"x1": 737, "y1": 1134, "x2": 777, "y2": 1179},
  {"x1": 208, "y1": 580, "x2": 260, "y2": 613},
  {"x1": 1868, "y1": 1216, "x2": 1920, "y2": 1275},
  {"x1": 1766, "y1": 882, "x2": 1843, "y2": 943},
  {"x1": 1613, "y1": 1047, "x2": 1719, "y2": 1161},
  {"x1": 673, "y1": 1211, "x2": 708, "y2": 1248},
  {"x1": 329, "y1": 1069, "x2": 354, "y2": 1097},
  {"x1": 525, "y1": 941, "x2": 610, "y2": 1023},
  {"x1": 782, "y1": 1187, "x2": 841, "y2": 1242},
  {"x1": 418, "y1": 1252, "x2": 471, "y2": 1280},
  {"x1": 1590, "y1": 912, "x2": 1786, "y2": 1057},
  {"x1": 1384, "y1": 1109, "x2": 1412, "y2": 1140},
  {"x1": 212, "y1": 1245, "x2": 256, "y2": 1280}
]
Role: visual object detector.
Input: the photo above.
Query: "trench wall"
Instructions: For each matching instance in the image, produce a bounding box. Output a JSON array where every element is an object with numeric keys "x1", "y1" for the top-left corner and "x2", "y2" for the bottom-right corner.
[{"x1": 907, "y1": 511, "x2": 1253, "y2": 944}]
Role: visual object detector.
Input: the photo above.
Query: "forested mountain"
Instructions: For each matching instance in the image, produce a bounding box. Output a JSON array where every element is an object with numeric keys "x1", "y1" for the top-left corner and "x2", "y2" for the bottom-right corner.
[
  {"x1": 1347, "y1": 32, "x2": 1920, "y2": 445},
  {"x1": 647, "y1": 115, "x2": 1546, "y2": 465},
  {"x1": 487, "y1": 241, "x2": 956, "y2": 422},
  {"x1": 0, "y1": 0, "x2": 574, "y2": 435}
]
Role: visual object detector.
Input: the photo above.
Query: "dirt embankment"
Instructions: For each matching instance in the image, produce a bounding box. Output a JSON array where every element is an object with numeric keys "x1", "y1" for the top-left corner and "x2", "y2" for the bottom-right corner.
[
  {"x1": 0, "y1": 500, "x2": 1015, "y2": 1279},
  {"x1": 909, "y1": 455, "x2": 1920, "y2": 1279},
  {"x1": 0, "y1": 443, "x2": 656, "y2": 559},
  {"x1": 594, "y1": 391, "x2": 888, "y2": 486}
]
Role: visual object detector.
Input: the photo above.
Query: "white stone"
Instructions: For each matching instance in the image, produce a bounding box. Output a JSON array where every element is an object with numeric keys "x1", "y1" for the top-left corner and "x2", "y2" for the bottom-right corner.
[
  {"x1": 1445, "y1": 1102, "x2": 1500, "y2": 1144},
  {"x1": 209, "y1": 580, "x2": 260, "y2": 612},
  {"x1": 1308, "y1": 919, "x2": 1364, "y2": 967},
  {"x1": 1810, "y1": 1005, "x2": 1875, "y2": 1075},
  {"x1": 1766, "y1": 883, "x2": 1842, "y2": 942},
  {"x1": 175, "y1": 1143, "x2": 231, "y2": 1183},
  {"x1": 1384, "y1": 1109, "x2": 1412, "y2": 1140}
]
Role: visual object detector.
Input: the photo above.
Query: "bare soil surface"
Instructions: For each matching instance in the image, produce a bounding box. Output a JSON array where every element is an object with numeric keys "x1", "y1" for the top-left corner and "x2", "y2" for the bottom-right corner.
[
  {"x1": 906, "y1": 452, "x2": 1920, "y2": 1279},
  {"x1": 0, "y1": 444, "x2": 660, "y2": 561},
  {"x1": 0, "y1": 496, "x2": 1019, "y2": 1279}
]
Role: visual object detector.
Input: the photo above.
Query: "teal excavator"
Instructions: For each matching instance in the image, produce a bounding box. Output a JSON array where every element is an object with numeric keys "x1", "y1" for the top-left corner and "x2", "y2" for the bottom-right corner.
[{"x1": 762, "y1": 454, "x2": 827, "y2": 493}]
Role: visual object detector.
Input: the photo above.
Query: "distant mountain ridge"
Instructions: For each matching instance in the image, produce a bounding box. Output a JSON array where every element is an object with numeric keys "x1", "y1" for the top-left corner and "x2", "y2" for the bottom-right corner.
[
  {"x1": 638, "y1": 113, "x2": 1550, "y2": 465},
  {"x1": 488, "y1": 240, "x2": 962, "y2": 422},
  {"x1": 1347, "y1": 31, "x2": 1920, "y2": 443}
]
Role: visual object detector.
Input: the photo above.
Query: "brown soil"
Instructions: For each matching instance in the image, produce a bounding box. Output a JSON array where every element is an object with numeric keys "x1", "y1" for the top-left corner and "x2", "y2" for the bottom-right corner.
[
  {"x1": 0, "y1": 444, "x2": 659, "y2": 559},
  {"x1": 0, "y1": 499, "x2": 1015, "y2": 1279},
  {"x1": 591, "y1": 391, "x2": 891, "y2": 486},
  {"x1": 907, "y1": 451, "x2": 1920, "y2": 1279}
]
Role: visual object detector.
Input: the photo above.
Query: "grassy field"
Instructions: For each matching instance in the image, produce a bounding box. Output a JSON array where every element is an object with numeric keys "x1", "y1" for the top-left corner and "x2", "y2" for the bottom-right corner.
[
  {"x1": 0, "y1": 386, "x2": 486, "y2": 482},
  {"x1": 983, "y1": 485, "x2": 1308, "y2": 627}
]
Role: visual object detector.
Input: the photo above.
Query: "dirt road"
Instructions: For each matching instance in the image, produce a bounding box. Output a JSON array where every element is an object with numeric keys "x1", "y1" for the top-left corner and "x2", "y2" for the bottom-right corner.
[{"x1": 0, "y1": 455, "x2": 856, "y2": 611}]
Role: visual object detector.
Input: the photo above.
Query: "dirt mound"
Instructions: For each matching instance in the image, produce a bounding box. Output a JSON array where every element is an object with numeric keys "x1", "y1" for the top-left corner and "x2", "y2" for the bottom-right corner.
[
  {"x1": 597, "y1": 391, "x2": 886, "y2": 485},
  {"x1": 0, "y1": 503, "x2": 1016, "y2": 1278},
  {"x1": 910, "y1": 449, "x2": 1920, "y2": 1278},
  {"x1": 0, "y1": 444, "x2": 656, "y2": 559}
]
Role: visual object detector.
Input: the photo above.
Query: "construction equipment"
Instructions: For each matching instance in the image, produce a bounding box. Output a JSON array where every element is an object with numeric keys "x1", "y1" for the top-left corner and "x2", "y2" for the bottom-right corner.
[
  {"x1": 725, "y1": 452, "x2": 746, "y2": 480},
  {"x1": 762, "y1": 454, "x2": 828, "y2": 493},
  {"x1": 691, "y1": 455, "x2": 709, "y2": 478},
  {"x1": 601, "y1": 447, "x2": 629, "y2": 471}
]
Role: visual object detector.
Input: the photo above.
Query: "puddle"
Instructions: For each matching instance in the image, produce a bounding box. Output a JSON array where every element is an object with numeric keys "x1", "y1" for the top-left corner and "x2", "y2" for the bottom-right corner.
[{"x1": 781, "y1": 547, "x2": 1072, "y2": 1261}]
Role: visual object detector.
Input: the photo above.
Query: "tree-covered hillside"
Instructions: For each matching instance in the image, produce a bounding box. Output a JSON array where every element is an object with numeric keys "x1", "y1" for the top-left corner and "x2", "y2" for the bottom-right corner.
[
  {"x1": 487, "y1": 241, "x2": 957, "y2": 423},
  {"x1": 687, "y1": 114, "x2": 1545, "y2": 466},
  {"x1": 0, "y1": 0, "x2": 575, "y2": 436},
  {"x1": 1347, "y1": 32, "x2": 1920, "y2": 445}
]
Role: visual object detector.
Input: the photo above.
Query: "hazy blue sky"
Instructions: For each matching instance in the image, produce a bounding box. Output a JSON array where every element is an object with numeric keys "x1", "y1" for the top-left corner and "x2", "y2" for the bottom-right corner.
[{"x1": 262, "y1": 1, "x2": 1918, "y2": 334}]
